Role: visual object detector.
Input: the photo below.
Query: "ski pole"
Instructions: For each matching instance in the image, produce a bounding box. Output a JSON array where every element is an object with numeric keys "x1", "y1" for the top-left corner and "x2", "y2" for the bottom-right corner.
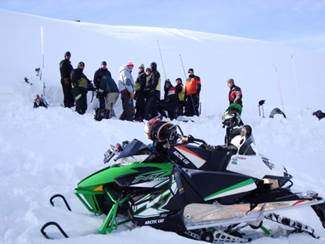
[
  {"x1": 157, "y1": 40, "x2": 167, "y2": 81},
  {"x1": 273, "y1": 65, "x2": 285, "y2": 113},
  {"x1": 40, "y1": 26, "x2": 46, "y2": 98},
  {"x1": 179, "y1": 54, "x2": 187, "y2": 80}
]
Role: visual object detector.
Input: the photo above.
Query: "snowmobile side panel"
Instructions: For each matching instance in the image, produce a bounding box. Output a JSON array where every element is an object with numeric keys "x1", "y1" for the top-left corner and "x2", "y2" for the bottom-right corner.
[
  {"x1": 77, "y1": 162, "x2": 173, "y2": 189},
  {"x1": 204, "y1": 178, "x2": 256, "y2": 201},
  {"x1": 182, "y1": 168, "x2": 257, "y2": 202}
]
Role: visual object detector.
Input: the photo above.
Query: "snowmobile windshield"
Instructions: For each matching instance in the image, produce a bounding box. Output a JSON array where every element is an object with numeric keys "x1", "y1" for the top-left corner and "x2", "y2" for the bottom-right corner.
[
  {"x1": 238, "y1": 136, "x2": 256, "y2": 155},
  {"x1": 114, "y1": 139, "x2": 150, "y2": 161}
]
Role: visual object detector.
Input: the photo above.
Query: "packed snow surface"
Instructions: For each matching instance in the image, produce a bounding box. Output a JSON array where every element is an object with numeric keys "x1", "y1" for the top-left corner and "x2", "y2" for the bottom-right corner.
[{"x1": 1, "y1": 9, "x2": 325, "y2": 244}]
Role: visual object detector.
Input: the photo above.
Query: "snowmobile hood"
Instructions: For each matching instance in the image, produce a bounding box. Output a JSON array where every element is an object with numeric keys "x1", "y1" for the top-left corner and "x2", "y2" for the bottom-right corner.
[{"x1": 76, "y1": 162, "x2": 173, "y2": 190}]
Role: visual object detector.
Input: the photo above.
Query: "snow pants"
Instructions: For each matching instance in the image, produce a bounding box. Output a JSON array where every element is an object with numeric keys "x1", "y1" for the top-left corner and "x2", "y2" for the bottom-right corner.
[
  {"x1": 119, "y1": 89, "x2": 134, "y2": 121},
  {"x1": 144, "y1": 92, "x2": 160, "y2": 120},
  {"x1": 185, "y1": 94, "x2": 200, "y2": 116},
  {"x1": 105, "y1": 92, "x2": 119, "y2": 118},
  {"x1": 61, "y1": 78, "x2": 74, "y2": 108},
  {"x1": 75, "y1": 88, "x2": 87, "y2": 115}
]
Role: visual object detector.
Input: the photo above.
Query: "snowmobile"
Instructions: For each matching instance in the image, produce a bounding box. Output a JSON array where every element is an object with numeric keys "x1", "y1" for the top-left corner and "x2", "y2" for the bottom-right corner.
[{"x1": 45, "y1": 119, "x2": 325, "y2": 242}]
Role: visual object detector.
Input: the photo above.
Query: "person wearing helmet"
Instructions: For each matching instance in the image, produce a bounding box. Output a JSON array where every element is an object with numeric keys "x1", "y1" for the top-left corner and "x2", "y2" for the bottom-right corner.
[
  {"x1": 71, "y1": 61, "x2": 91, "y2": 114},
  {"x1": 144, "y1": 62, "x2": 161, "y2": 120},
  {"x1": 144, "y1": 117, "x2": 178, "y2": 162},
  {"x1": 134, "y1": 64, "x2": 147, "y2": 121},
  {"x1": 118, "y1": 61, "x2": 135, "y2": 121},
  {"x1": 59, "y1": 51, "x2": 74, "y2": 108}
]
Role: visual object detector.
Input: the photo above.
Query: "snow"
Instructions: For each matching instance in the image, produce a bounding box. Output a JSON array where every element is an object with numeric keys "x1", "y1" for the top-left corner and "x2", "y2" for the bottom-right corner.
[{"x1": 0, "y1": 9, "x2": 325, "y2": 244}]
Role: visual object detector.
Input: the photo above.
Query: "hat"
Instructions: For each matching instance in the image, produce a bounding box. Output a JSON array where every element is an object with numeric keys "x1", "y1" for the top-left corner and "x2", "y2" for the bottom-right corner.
[
  {"x1": 127, "y1": 61, "x2": 134, "y2": 67},
  {"x1": 65, "y1": 51, "x2": 71, "y2": 57},
  {"x1": 101, "y1": 61, "x2": 107, "y2": 66},
  {"x1": 188, "y1": 68, "x2": 194, "y2": 73},
  {"x1": 139, "y1": 64, "x2": 145, "y2": 69},
  {"x1": 78, "y1": 61, "x2": 85, "y2": 67},
  {"x1": 150, "y1": 62, "x2": 157, "y2": 70}
]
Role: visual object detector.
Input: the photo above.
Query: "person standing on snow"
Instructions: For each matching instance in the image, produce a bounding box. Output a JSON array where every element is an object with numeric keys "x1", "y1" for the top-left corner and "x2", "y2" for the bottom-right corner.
[
  {"x1": 144, "y1": 62, "x2": 161, "y2": 120},
  {"x1": 59, "y1": 51, "x2": 74, "y2": 108},
  {"x1": 163, "y1": 79, "x2": 178, "y2": 120},
  {"x1": 175, "y1": 78, "x2": 185, "y2": 116},
  {"x1": 93, "y1": 61, "x2": 119, "y2": 120},
  {"x1": 185, "y1": 68, "x2": 201, "y2": 116},
  {"x1": 227, "y1": 78, "x2": 243, "y2": 112},
  {"x1": 71, "y1": 61, "x2": 91, "y2": 115},
  {"x1": 118, "y1": 61, "x2": 135, "y2": 121},
  {"x1": 134, "y1": 64, "x2": 147, "y2": 121}
]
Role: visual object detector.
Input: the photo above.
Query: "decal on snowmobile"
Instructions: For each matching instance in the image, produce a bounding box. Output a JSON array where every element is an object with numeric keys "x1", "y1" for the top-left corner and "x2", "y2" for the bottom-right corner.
[
  {"x1": 133, "y1": 176, "x2": 178, "y2": 218},
  {"x1": 131, "y1": 171, "x2": 169, "y2": 184},
  {"x1": 261, "y1": 156, "x2": 275, "y2": 170},
  {"x1": 227, "y1": 155, "x2": 284, "y2": 179},
  {"x1": 204, "y1": 178, "x2": 256, "y2": 201},
  {"x1": 144, "y1": 218, "x2": 165, "y2": 225},
  {"x1": 172, "y1": 150, "x2": 192, "y2": 165},
  {"x1": 175, "y1": 145, "x2": 206, "y2": 168}
]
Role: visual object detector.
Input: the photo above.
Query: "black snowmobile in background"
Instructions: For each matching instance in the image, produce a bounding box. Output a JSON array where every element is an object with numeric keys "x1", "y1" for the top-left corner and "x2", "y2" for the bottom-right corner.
[{"x1": 68, "y1": 119, "x2": 325, "y2": 243}]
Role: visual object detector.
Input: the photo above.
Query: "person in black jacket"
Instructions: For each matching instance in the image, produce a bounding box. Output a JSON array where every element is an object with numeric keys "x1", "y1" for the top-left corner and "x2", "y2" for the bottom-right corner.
[
  {"x1": 94, "y1": 61, "x2": 119, "y2": 120},
  {"x1": 144, "y1": 62, "x2": 161, "y2": 120},
  {"x1": 175, "y1": 78, "x2": 185, "y2": 116},
  {"x1": 71, "y1": 61, "x2": 91, "y2": 114},
  {"x1": 94, "y1": 61, "x2": 112, "y2": 110},
  {"x1": 163, "y1": 79, "x2": 178, "y2": 120},
  {"x1": 227, "y1": 78, "x2": 243, "y2": 111},
  {"x1": 134, "y1": 64, "x2": 146, "y2": 121},
  {"x1": 59, "y1": 51, "x2": 74, "y2": 107}
]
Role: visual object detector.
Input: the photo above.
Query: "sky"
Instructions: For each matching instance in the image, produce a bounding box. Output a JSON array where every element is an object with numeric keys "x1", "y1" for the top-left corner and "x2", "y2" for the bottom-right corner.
[{"x1": 1, "y1": 0, "x2": 325, "y2": 51}]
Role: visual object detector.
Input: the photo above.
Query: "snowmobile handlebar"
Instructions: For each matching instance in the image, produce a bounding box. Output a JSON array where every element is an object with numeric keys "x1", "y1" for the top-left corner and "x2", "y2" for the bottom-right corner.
[{"x1": 184, "y1": 135, "x2": 207, "y2": 146}]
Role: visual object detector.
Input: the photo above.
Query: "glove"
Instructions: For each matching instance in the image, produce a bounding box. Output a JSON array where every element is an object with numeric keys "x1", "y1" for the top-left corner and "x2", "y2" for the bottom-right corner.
[{"x1": 187, "y1": 135, "x2": 195, "y2": 143}]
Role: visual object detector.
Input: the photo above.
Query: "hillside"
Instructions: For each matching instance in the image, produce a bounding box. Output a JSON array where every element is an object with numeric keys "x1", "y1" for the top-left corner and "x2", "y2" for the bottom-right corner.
[{"x1": 0, "y1": 10, "x2": 325, "y2": 244}]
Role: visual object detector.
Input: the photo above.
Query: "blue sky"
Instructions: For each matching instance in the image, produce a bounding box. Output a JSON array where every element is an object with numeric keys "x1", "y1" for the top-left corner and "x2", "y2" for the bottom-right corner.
[{"x1": 1, "y1": 0, "x2": 325, "y2": 50}]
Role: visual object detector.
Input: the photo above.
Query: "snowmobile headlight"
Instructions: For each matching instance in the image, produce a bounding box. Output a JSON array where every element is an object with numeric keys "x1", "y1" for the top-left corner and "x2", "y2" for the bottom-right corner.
[{"x1": 263, "y1": 178, "x2": 280, "y2": 189}]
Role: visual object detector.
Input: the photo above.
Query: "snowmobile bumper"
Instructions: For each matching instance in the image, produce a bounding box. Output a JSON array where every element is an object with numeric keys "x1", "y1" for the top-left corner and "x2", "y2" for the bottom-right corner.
[
  {"x1": 97, "y1": 191, "x2": 129, "y2": 234},
  {"x1": 75, "y1": 188, "x2": 105, "y2": 214},
  {"x1": 75, "y1": 187, "x2": 129, "y2": 234}
]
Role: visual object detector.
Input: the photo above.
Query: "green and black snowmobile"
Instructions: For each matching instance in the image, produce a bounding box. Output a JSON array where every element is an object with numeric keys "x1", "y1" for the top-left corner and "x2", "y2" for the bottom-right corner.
[{"x1": 43, "y1": 119, "x2": 325, "y2": 242}]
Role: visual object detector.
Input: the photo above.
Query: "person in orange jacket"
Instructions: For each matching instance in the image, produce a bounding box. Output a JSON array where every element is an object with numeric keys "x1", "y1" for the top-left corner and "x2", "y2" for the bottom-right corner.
[{"x1": 185, "y1": 68, "x2": 201, "y2": 116}]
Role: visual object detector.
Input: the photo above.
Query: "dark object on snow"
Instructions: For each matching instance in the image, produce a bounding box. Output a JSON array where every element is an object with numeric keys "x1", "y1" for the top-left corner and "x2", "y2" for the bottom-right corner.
[
  {"x1": 49, "y1": 194, "x2": 72, "y2": 211},
  {"x1": 313, "y1": 110, "x2": 325, "y2": 120},
  {"x1": 94, "y1": 108, "x2": 110, "y2": 121},
  {"x1": 269, "y1": 107, "x2": 286, "y2": 119},
  {"x1": 33, "y1": 94, "x2": 48, "y2": 108},
  {"x1": 258, "y1": 100, "x2": 265, "y2": 117},
  {"x1": 41, "y1": 221, "x2": 69, "y2": 239},
  {"x1": 258, "y1": 100, "x2": 265, "y2": 106},
  {"x1": 24, "y1": 77, "x2": 33, "y2": 86}
]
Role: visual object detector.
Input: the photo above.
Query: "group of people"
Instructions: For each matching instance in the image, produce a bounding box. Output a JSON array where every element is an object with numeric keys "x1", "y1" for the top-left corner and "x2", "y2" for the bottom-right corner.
[{"x1": 59, "y1": 51, "x2": 241, "y2": 122}]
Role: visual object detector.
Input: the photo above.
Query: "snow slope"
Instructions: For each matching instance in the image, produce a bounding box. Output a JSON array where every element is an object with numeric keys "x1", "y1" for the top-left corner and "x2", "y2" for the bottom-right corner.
[{"x1": 0, "y1": 9, "x2": 325, "y2": 244}]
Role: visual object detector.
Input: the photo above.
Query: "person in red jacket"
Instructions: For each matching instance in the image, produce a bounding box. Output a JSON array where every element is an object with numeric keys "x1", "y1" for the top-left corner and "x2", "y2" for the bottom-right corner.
[
  {"x1": 227, "y1": 78, "x2": 243, "y2": 108},
  {"x1": 185, "y1": 68, "x2": 201, "y2": 116}
]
